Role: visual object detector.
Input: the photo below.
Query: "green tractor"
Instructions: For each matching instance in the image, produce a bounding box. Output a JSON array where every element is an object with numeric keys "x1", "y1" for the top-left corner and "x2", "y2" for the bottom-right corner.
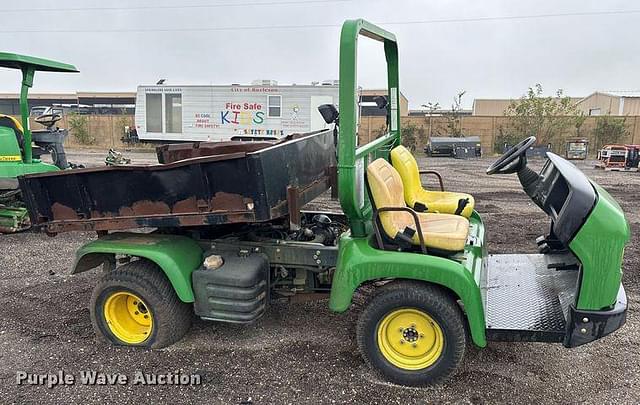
[
  {"x1": 0, "y1": 52, "x2": 78, "y2": 233},
  {"x1": 18, "y1": 20, "x2": 629, "y2": 386}
]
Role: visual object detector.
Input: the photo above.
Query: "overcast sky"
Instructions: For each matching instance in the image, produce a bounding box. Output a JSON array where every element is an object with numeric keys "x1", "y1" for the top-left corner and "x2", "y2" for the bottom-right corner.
[{"x1": 0, "y1": 0, "x2": 638, "y2": 108}]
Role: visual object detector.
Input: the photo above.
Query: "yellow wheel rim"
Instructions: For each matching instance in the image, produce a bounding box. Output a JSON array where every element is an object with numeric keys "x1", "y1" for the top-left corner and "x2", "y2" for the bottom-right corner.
[
  {"x1": 376, "y1": 308, "x2": 444, "y2": 370},
  {"x1": 103, "y1": 291, "x2": 153, "y2": 344}
]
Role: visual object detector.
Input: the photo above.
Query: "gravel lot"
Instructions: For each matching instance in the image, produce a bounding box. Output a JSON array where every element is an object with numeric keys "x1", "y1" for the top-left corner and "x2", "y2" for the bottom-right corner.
[{"x1": 0, "y1": 148, "x2": 638, "y2": 404}]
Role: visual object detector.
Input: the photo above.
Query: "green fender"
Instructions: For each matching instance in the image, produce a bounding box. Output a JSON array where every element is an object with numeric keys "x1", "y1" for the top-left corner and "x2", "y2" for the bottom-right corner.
[
  {"x1": 72, "y1": 232, "x2": 203, "y2": 302},
  {"x1": 328, "y1": 234, "x2": 487, "y2": 347}
]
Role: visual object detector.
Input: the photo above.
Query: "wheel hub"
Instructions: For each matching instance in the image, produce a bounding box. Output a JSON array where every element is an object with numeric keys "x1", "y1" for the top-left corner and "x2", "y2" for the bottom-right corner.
[
  {"x1": 103, "y1": 291, "x2": 153, "y2": 344},
  {"x1": 402, "y1": 326, "x2": 419, "y2": 343},
  {"x1": 377, "y1": 308, "x2": 444, "y2": 370}
]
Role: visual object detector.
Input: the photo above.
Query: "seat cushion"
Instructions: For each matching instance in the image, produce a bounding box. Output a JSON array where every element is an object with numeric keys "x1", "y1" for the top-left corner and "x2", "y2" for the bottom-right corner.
[
  {"x1": 390, "y1": 211, "x2": 470, "y2": 252},
  {"x1": 367, "y1": 158, "x2": 469, "y2": 252},
  {"x1": 390, "y1": 145, "x2": 475, "y2": 218},
  {"x1": 416, "y1": 189, "x2": 475, "y2": 218}
]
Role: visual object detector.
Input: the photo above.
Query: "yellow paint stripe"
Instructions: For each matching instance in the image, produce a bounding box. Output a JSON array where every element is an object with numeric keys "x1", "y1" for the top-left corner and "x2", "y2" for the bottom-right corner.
[{"x1": 0, "y1": 155, "x2": 22, "y2": 162}]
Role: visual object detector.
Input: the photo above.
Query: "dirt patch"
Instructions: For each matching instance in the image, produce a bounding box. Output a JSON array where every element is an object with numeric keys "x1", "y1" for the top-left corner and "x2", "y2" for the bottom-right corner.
[{"x1": 0, "y1": 151, "x2": 639, "y2": 403}]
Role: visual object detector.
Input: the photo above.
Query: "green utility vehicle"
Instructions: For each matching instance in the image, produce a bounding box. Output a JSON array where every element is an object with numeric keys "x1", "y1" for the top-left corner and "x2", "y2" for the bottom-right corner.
[
  {"x1": 18, "y1": 20, "x2": 629, "y2": 386},
  {"x1": 0, "y1": 52, "x2": 78, "y2": 232}
]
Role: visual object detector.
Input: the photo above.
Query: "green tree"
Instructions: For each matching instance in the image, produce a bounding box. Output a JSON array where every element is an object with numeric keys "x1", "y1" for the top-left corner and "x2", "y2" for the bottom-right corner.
[
  {"x1": 501, "y1": 84, "x2": 581, "y2": 150},
  {"x1": 592, "y1": 115, "x2": 628, "y2": 149},
  {"x1": 400, "y1": 121, "x2": 425, "y2": 152},
  {"x1": 68, "y1": 113, "x2": 94, "y2": 145},
  {"x1": 442, "y1": 91, "x2": 466, "y2": 137},
  {"x1": 574, "y1": 112, "x2": 587, "y2": 138}
]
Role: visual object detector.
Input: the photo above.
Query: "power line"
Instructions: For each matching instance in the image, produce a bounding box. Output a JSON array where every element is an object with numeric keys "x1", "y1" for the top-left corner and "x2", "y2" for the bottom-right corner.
[
  {"x1": 1, "y1": 9, "x2": 638, "y2": 33},
  {"x1": 3, "y1": 0, "x2": 352, "y2": 13}
]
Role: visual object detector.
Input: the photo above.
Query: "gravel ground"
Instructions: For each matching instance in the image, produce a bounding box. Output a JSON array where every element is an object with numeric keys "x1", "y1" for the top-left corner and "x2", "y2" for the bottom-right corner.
[{"x1": 0, "y1": 149, "x2": 639, "y2": 404}]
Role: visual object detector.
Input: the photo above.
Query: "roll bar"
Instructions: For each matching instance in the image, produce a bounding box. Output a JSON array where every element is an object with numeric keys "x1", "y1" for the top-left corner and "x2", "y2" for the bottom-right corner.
[{"x1": 337, "y1": 19, "x2": 401, "y2": 237}]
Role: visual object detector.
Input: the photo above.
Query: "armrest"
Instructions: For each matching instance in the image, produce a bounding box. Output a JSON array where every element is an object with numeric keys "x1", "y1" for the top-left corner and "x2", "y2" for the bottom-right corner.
[
  {"x1": 419, "y1": 170, "x2": 445, "y2": 191},
  {"x1": 372, "y1": 206, "x2": 427, "y2": 254}
]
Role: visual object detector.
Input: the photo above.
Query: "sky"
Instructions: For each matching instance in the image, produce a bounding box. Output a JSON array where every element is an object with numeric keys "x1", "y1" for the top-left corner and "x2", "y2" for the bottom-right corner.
[{"x1": 0, "y1": 0, "x2": 638, "y2": 109}]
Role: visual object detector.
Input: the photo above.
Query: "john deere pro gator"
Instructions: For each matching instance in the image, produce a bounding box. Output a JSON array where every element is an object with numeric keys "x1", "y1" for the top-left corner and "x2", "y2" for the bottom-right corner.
[
  {"x1": 0, "y1": 52, "x2": 78, "y2": 232},
  {"x1": 18, "y1": 20, "x2": 629, "y2": 386}
]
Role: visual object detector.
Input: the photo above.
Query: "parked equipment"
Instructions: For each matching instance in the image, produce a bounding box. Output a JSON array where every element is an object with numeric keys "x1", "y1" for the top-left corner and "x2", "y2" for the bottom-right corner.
[
  {"x1": 105, "y1": 149, "x2": 132, "y2": 166},
  {"x1": 424, "y1": 136, "x2": 481, "y2": 158},
  {"x1": 503, "y1": 141, "x2": 551, "y2": 158},
  {"x1": 0, "y1": 52, "x2": 78, "y2": 233},
  {"x1": 565, "y1": 138, "x2": 589, "y2": 160},
  {"x1": 596, "y1": 144, "x2": 640, "y2": 171},
  {"x1": 19, "y1": 20, "x2": 629, "y2": 386}
]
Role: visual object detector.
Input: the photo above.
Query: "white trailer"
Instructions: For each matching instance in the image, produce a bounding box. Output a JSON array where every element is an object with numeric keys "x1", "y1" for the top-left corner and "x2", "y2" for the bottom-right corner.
[{"x1": 134, "y1": 82, "x2": 339, "y2": 142}]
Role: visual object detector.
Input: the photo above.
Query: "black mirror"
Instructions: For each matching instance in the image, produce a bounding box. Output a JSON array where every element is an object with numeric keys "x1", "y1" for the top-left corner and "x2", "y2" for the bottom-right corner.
[
  {"x1": 318, "y1": 104, "x2": 339, "y2": 124},
  {"x1": 373, "y1": 95, "x2": 388, "y2": 109}
]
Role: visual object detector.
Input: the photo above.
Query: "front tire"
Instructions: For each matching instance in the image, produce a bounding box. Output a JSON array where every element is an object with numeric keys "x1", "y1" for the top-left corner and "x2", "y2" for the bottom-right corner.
[
  {"x1": 90, "y1": 259, "x2": 192, "y2": 349},
  {"x1": 356, "y1": 281, "x2": 466, "y2": 386}
]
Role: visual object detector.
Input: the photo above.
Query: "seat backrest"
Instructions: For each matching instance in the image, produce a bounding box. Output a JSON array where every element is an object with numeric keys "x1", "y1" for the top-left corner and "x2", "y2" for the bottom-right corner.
[
  {"x1": 390, "y1": 145, "x2": 422, "y2": 207},
  {"x1": 0, "y1": 114, "x2": 24, "y2": 150},
  {"x1": 367, "y1": 158, "x2": 409, "y2": 238}
]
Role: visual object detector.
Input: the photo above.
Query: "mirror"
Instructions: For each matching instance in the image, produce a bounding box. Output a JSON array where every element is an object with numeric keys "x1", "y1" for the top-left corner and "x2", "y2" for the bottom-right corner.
[{"x1": 318, "y1": 104, "x2": 339, "y2": 125}]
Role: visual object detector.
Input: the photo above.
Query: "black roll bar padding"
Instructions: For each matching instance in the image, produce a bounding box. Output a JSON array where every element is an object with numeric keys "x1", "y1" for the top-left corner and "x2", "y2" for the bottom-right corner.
[
  {"x1": 419, "y1": 170, "x2": 445, "y2": 191},
  {"x1": 372, "y1": 206, "x2": 428, "y2": 254}
]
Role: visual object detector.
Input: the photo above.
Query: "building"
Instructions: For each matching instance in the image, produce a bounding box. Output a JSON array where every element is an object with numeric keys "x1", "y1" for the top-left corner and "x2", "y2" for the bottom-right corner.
[
  {"x1": 408, "y1": 108, "x2": 472, "y2": 117},
  {"x1": 472, "y1": 91, "x2": 640, "y2": 116},
  {"x1": 472, "y1": 97, "x2": 584, "y2": 116},
  {"x1": 575, "y1": 91, "x2": 640, "y2": 116},
  {"x1": 0, "y1": 92, "x2": 136, "y2": 115}
]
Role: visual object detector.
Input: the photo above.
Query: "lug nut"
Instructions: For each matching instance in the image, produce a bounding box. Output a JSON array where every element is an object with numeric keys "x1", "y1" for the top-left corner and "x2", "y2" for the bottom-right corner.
[
  {"x1": 580, "y1": 328, "x2": 587, "y2": 334},
  {"x1": 582, "y1": 317, "x2": 589, "y2": 323}
]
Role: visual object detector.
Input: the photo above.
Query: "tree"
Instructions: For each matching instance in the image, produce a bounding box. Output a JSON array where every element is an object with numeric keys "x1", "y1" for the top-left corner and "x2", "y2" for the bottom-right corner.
[
  {"x1": 574, "y1": 112, "x2": 587, "y2": 138},
  {"x1": 400, "y1": 121, "x2": 425, "y2": 152},
  {"x1": 501, "y1": 84, "x2": 581, "y2": 150},
  {"x1": 68, "y1": 113, "x2": 94, "y2": 145},
  {"x1": 443, "y1": 91, "x2": 466, "y2": 137},
  {"x1": 592, "y1": 115, "x2": 628, "y2": 149},
  {"x1": 420, "y1": 101, "x2": 440, "y2": 140}
]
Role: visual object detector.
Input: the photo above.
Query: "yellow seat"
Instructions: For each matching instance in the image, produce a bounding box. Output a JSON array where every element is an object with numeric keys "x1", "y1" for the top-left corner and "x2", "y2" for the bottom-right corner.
[
  {"x1": 390, "y1": 145, "x2": 475, "y2": 218},
  {"x1": 367, "y1": 158, "x2": 469, "y2": 252},
  {"x1": 0, "y1": 114, "x2": 25, "y2": 149}
]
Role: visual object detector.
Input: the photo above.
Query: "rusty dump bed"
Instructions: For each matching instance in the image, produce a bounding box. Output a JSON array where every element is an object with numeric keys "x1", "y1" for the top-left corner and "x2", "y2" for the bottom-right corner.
[{"x1": 19, "y1": 129, "x2": 336, "y2": 234}]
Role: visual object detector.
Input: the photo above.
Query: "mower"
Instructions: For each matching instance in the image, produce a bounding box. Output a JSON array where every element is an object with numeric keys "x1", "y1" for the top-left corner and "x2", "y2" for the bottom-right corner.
[
  {"x1": 0, "y1": 52, "x2": 78, "y2": 233},
  {"x1": 17, "y1": 20, "x2": 629, "y2": 386}
]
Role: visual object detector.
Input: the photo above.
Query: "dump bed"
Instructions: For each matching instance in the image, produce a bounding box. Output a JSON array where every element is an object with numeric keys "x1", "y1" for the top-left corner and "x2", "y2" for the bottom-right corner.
[{"x1": 19, "y1": 129, "x2": 336, "y2": 234}]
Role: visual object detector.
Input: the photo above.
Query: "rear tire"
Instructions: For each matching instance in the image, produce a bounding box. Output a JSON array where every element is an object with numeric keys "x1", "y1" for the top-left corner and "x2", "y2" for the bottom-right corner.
[
  {"x1": 356, "y1": 281, "x2": 466, "y2": 386},
  {"x1": 90, "y1": 259, "x2": 192, "y2": 349}
]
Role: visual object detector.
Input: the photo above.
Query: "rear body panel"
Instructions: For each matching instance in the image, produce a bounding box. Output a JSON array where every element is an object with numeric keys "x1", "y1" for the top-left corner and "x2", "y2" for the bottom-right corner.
[{"x1": 19, "y1": 130, "x2": 335, "y2": 233}]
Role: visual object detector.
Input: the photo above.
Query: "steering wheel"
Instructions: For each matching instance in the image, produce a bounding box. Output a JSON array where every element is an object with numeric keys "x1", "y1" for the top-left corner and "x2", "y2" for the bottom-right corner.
[{"x1": 486, "y1": 136, "x2": 536, "y2": 175}]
